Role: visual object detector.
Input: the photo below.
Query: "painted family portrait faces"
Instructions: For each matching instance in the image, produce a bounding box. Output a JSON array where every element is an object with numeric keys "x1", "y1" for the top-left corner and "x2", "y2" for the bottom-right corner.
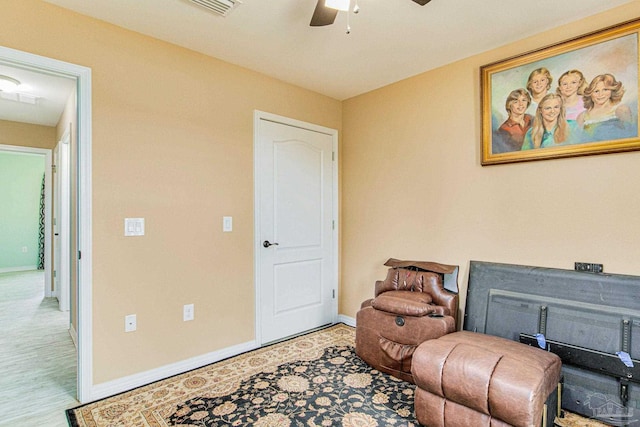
[{"x1": 481, "y1": 19, "x2": 640, "y2": 165}]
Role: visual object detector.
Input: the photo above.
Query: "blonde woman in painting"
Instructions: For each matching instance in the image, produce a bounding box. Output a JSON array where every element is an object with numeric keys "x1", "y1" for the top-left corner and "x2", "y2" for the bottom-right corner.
[
  {"x1": 526, "y1": 67, "x2": 553, "y2": 114},
  {"x1": 577, "y1": 73, "x2": 634, "y2": 141},
  {"x1": 522, "y1": 93, "x2": 578, "y2": 150},
  {"x1": 556, "y1": 69, "x2": 587, "y2": 121}
]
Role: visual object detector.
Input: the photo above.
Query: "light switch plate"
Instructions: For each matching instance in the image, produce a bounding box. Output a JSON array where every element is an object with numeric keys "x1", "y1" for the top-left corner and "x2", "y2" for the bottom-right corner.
[
  {"x1": 125, "y1": 218, "x2": 145, "y2": 236},
  {"x1": 223, "y1": 216, "x2": 233, "y2": 232},
  {"x1": 183, "y1": 304, "x2": 194, "y2": 321}
]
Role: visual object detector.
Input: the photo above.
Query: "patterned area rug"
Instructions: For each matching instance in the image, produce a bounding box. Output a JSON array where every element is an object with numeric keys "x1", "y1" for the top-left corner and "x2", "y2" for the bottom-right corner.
[
  {"x1": 555, "y1": 412, "x2": 612, "y2": 427},
  {"x1": 67, "y1": 324, "x2": 418, "y2": 426}
]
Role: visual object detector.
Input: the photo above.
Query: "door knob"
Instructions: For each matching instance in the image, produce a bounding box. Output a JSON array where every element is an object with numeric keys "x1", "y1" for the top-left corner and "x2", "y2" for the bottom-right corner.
[{"x1": 263, "y1": 240, "x2": 279, "y2": 248}]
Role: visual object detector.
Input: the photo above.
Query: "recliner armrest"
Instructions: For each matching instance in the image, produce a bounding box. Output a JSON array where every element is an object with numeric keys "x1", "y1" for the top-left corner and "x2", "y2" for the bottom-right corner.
[{"x1": 360, "y1": 298, "x2": 373, "y2": 309}]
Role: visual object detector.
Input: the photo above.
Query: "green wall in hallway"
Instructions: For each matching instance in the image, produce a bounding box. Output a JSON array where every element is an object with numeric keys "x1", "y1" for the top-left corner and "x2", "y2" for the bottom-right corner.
[{"x1": 0, "y1": 152, "x2": 45, "y2": 271}]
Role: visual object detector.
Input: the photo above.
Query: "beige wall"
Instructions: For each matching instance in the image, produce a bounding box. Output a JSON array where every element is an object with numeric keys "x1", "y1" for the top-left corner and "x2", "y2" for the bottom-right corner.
[
  {"x1": 341, "y1": 2, "x2": 640, "y2": 322},
  {"x1": 4, "y1": 0, "x2": 640, "y2": 389},
  {"x1": 0, "y1": 119, "x2": 56, "y2": 149},
  {"x1": 1, "y1": 0, "x2": 341, "y2": 383}
]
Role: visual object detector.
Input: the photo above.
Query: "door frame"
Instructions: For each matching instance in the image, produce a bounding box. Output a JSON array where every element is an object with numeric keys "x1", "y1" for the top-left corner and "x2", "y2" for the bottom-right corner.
[
  {"x1": 0, "y1": 45, "x2": 93, "y2": 403},
  {"x1": 0, "y1": 144, "x2": 52, "y2": 294},
  {"x1": 253, "y1": 110, "x2": 339, "y2": 346}
]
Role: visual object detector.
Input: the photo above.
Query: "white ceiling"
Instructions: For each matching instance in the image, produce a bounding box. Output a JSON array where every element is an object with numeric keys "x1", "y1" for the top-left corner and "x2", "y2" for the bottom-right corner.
[
  {"x1": 0, "y1": 64, "x2": 75, "y2": 126},
  {"x1": 1, "y1": 0, "x2": 634, "y2": 127},
  {"x1": 39, "y1": 0, "x2": 633, "y2": 101}
]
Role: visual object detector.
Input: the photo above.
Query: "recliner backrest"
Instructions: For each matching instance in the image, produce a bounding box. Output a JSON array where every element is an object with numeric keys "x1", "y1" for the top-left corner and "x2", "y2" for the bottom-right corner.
[{"x1": 374, "y1": 267, "x2": 459, "y2": 323}]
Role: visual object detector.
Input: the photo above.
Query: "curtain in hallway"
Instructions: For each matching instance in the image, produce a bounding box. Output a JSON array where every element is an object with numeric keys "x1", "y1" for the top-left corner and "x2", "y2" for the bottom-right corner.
[{"x1": 37, "y1": 173, "x2": 45, "y2": 270}]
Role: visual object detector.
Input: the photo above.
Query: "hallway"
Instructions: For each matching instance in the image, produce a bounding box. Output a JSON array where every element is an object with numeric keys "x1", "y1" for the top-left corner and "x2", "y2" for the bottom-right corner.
[{"x1": 0, "y1": 270, "x2": 77, "y2": 426}]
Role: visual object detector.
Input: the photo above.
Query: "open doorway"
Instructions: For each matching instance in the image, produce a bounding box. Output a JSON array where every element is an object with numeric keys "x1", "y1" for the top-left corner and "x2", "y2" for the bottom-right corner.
[
  {"x1": 0, "y1": 72, "x2": 76, "y2": 424},
  {"x1": 0, "y1": 45, "x2": 93, "y2": 404}
]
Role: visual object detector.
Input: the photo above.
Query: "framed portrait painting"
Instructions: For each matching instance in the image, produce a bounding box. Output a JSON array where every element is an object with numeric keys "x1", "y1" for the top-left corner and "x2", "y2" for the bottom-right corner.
[{"x1": 481, "y1": 19, "x2": 640, "y2": 165}]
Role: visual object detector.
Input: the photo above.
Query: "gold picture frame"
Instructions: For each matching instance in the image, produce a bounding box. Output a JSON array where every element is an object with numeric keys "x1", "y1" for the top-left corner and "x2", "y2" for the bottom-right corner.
[{"x1": 481, "y1": 19, "x2": 640, "y2": 165}]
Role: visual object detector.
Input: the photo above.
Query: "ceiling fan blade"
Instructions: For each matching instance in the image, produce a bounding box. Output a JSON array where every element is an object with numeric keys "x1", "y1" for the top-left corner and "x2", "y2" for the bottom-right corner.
[
  {"x1": 412, "y1": 0, "x2": 432, "y2": 5},
  {"x1": 310, "y1": 0, "x2": 338, "y2": 26}
]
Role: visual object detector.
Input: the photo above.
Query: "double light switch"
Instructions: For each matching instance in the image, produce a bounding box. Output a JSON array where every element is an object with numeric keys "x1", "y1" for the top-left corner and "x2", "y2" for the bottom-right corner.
[{"x1": 124, "y1": 218, "x2": 145, "y2": 236}]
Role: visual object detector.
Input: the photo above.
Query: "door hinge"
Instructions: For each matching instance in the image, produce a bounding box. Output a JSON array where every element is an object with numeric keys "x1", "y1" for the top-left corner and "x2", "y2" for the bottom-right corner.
[
  {"x1": 52, "y1": 164, "x2": 57, "y2": 173},
  {"x1": 78, "y1": 250, "x2": 81, "y2": 260},
  {"x1": 332, "y1": 289, "x2": 336, "y2": 299},
  {"x1": 332, "y1": 220, "x2": 335, "y2": 230},
  {"x1": 332, "y1": 151, "x2": 335, "y2": 161}
]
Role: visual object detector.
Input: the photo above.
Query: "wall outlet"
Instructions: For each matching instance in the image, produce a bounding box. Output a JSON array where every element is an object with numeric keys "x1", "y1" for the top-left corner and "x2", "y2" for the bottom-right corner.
[
  {"x1": 574, "y1": 262, "x2": 603, "y2": 273},
  {"x1": 183, "y1": 304, "x2": 194, "y2": 321},
  {"x1": 125, "y1": 314, "x2": 137, "y2": 332}
]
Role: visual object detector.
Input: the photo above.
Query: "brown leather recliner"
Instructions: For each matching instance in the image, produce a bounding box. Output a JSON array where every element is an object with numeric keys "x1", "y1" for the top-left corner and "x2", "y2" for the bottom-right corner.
[{"x1": 355, "y1": 258, "x2": 459, "y2": 383}]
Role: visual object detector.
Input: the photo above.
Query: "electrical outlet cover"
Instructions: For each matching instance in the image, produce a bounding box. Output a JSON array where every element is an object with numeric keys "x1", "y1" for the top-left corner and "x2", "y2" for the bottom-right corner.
[{"x1": 125, "y1": 314, "x2": 137, "y2": 332}]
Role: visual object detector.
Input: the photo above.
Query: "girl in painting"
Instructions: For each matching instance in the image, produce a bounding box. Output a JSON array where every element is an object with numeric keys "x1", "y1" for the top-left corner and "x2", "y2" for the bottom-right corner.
[
  {"x1": 496, "y1": 88, "x2": 533, "y2": 152},
  {"x1": 522, "y1": 93, "x2": 579, "y2": 150},
  {"x1": 556, "y1": 69, "x2": 587, "y2": 121},
  {"x1": 577, "y1": 73, "x2": 634, "y2": 142},
  {"x1": 526, "y1": 67, "x2": 553, "y2": 114}
]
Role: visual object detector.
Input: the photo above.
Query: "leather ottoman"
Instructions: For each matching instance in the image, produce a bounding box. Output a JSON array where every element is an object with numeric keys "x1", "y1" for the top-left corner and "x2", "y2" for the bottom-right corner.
[{"x1": 411, "y1": 331, "x2": 562, "y2": 427}]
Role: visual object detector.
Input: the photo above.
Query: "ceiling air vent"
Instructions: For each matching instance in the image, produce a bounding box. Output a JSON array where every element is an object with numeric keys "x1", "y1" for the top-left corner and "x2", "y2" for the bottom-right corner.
[{"x1": 187, "y1": 0, "x2": 241, "y2": 16}]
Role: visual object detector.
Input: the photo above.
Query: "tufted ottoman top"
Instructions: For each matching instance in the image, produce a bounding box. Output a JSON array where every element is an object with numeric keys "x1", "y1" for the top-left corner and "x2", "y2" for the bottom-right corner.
[{"x1": 412, "y1": 331, "x2": 562, "y2": 427}]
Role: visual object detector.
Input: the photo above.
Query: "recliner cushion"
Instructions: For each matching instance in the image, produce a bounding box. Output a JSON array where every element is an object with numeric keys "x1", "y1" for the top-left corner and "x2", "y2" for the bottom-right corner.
[{"x1": 371, "y1": 290, "x2": 441, "y2": 317}]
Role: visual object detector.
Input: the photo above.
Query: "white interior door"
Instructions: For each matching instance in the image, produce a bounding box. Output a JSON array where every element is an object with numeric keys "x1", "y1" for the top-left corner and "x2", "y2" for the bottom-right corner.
[
  {"x1": 53, "y1": 145, "x2": 61, "y2": 300},
  {"x1": 54, "y1": 133, "x2": 71, "y2": 312},
  {"x1": 255, "y1": 113, "x2": 337, "y2": 344}
]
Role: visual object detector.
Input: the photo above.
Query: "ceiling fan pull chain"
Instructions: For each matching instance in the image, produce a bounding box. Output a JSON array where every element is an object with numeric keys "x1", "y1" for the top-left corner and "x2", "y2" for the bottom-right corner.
[
  {"x1": 346, "y1": 4, "x2": 351, "y2": 34},
  {"x1": 353, "y1": 0, "x2": 360, "y2": 13}
]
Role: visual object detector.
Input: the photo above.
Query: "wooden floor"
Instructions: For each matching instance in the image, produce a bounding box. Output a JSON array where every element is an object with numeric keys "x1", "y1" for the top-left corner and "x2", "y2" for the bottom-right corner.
[{"x1": 0, "y1": 270, "x2": 77, "y2": 427}]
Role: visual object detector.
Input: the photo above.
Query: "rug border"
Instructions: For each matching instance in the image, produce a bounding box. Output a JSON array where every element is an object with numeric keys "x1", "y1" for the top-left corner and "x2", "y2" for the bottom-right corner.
[{"x1": 65, "y1": 322, "x2": 352, "y2": 426}]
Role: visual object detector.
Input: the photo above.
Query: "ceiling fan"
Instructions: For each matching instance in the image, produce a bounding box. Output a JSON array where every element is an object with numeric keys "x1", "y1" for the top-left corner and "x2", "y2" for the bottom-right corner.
[{"x1": 310, "y1": 0, "x2": 432, "y2": 27}]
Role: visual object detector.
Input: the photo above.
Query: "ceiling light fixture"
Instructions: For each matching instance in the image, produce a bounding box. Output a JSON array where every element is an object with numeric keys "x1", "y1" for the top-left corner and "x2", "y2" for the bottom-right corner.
[
  {"x1": 325, "y1": 0, "x2": 349, "y2": 11},
  {"x1": 0, "y1": 75, "x2": 21, "y2": 92},
  {"x1": 323, "y1": 0, "x2": 361, "y2": 34}
]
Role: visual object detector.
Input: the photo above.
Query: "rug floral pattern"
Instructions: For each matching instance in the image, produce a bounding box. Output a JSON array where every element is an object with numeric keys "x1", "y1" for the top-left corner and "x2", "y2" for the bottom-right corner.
[
  {"x1": 68, "y1": 324, "x2": 418, "y2": 427},
  {"x1": 168, "y1": 346, "x2": 414, "y2": 427}
]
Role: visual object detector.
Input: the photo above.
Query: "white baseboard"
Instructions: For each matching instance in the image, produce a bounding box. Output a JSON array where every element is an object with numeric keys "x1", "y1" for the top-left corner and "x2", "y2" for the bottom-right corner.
[
  {"x1": 89, "y1": 339, "x2": 258, "y2": 403},
  {"x1": 338, "y1": 314, "x2": 356, "y2": 327},
  {"x1": 0, "y1": 266, "x2": 37, "y2": 273}
]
